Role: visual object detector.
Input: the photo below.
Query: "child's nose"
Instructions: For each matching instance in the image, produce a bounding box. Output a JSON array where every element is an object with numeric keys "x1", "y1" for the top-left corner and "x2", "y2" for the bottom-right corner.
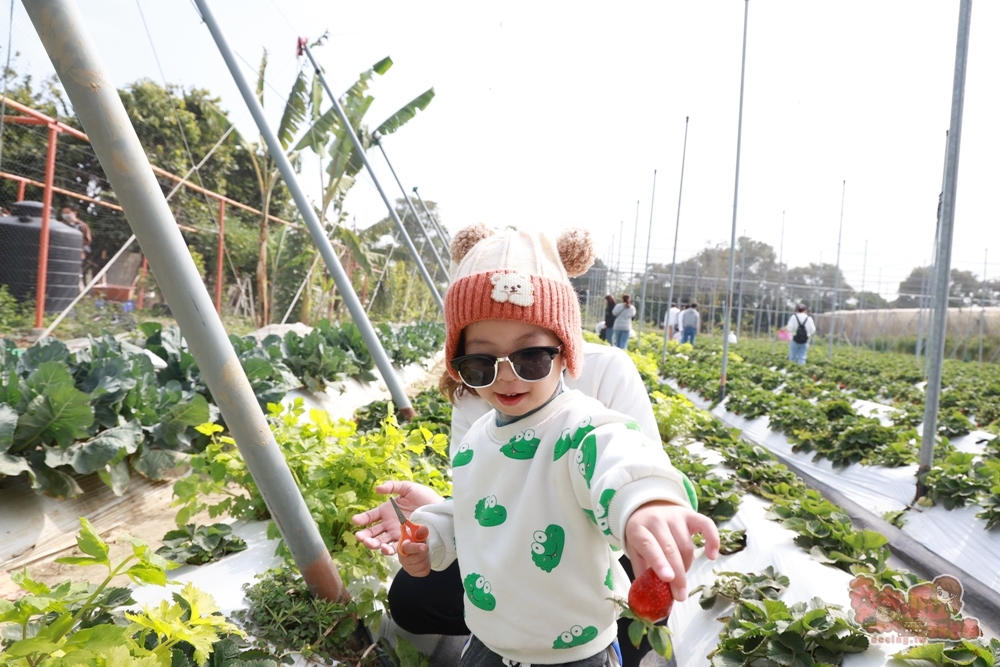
[{"x1": 496, "y1": 359, "x2": 518, "y2": 382}]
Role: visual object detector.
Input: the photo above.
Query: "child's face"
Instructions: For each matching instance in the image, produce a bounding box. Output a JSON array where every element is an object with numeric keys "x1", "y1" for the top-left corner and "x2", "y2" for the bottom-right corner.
[{"x1": 462, "y1": 319, "x2": 564, "y2": 417}]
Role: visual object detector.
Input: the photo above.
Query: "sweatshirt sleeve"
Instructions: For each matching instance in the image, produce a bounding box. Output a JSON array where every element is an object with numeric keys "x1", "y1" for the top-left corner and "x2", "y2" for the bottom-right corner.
[
  {"x1": 410, "y1": 499, "x2": 457, "y2": 571},
  {"x1": 566, "y1": 416, "x2": 694, "y2": 551}
]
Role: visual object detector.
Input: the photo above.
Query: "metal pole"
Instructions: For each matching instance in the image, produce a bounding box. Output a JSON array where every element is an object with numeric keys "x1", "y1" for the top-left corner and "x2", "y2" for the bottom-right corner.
[
  {"x1": 27, "y1": 0, "x2": 348, "y2": 602},
  {"x1": 33, "y1": 126, "x2": 58, "y2": 329},
  {"x1": 193, "y1": 0, "x2": 416, "y2": 420},
  {"x1": 630, "y1": 199, "x2": 640, "y2": 295},
  {"x1": 735, "y1": 231, "x2": 747, "y2": 337},
  {"x1": 719, "y1": 0, "x2": 749, "y2": 401},
  {"x1": 856, "y1": 239, "x2": 867, "y2": 350},
  {"x1": 924, "y1": 131, "x2": 950, "y2": 372},
  {"x1": 375, "y1": 139, "x2": 450, "y2": 283},
  {"x1": 637, "y1": 170, "x2": 657, "y2": 339},
  {"x1": 215, "y1": 200, "x2": 225, "y2": 314},
  {"x1": 916, "y1": 266, "x2": 928, "y2": 364},
  {"x1": 663, "y1": 116, "x2": 689, "y2": 360},
  {"x1": 300, "y1": 45, "x2": 443, "y2": 311},
  {"x1": 919, "y1": 0, "x2": 973, "y2": 491},
  {"x1": 828, "y1": 180, "x2": 846, "y2": 360},
  {"x1": 412, "y1": 186, "x2": 451, "y2": 249},
  {"x1": 979, "y1": 248, "x2": 987, "y2": 366},
  {"x1": 616, "y1": 220, "x2": 624, "y2": 295}
]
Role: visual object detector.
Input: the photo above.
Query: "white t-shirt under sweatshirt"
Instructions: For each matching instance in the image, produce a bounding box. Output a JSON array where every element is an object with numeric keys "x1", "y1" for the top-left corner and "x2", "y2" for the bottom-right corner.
[{"x1": 412, "y1": 390, "x2": 695, "y2": 665}]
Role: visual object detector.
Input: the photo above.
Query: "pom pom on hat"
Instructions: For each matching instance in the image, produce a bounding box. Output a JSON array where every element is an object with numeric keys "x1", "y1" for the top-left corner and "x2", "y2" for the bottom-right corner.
[
  {"x1": 451, "y1": 222, "x2": 495, "y2": 264},
  {"x1": 557, "y1": 228, "x2": 595, "y2": 277}
]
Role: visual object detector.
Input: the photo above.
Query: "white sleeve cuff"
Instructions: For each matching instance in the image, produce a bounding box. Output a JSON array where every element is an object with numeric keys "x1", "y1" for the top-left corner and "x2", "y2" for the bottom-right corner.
[{"x1": 607, "y1": 476, "x2": 693, "y2": 545}]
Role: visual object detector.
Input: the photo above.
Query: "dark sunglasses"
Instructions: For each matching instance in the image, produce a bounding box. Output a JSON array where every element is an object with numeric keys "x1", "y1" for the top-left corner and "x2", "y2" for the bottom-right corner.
[{"x1": 451, "y1": 346, "x2": 562, "y2": 388}]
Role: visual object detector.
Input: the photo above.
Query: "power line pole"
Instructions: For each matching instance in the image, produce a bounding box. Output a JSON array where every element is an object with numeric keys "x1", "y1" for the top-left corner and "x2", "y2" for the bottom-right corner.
[
  {"x1": 828, "y1": 180, "x2": 846, "y2": 360},
  {"x1": 719, "y1": 0, "x2": 750, "y2": 401},
  {"x1": 663, "y1": 116, "x2": 690, "y2": 360},
  {"x1": 637, "y1": 170, "x2": 658, "y2": 338}
]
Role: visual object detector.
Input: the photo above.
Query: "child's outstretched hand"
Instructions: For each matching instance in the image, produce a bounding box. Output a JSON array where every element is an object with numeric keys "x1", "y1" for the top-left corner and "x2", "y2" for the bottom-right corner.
[
  {"x1": 624, "y1": 500, "x2": 720, "y2": 602},
  {"x1": 396, "y1": 523, "x2": 432, "y2": 577}
]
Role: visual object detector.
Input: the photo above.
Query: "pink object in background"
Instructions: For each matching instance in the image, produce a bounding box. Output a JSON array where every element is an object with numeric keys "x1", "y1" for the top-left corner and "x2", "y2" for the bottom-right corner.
[{"x1": 777, "y1": 329, "x2": 792, "y2": 341}]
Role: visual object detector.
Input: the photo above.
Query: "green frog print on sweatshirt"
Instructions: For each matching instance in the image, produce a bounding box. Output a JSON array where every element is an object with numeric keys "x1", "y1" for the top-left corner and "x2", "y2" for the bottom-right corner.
[
  {"x1": 474, "y1": 495, "x2": 507, "y2": 527},
  {"x1": 576, "y1": 433, "x2": 598, "y2": 488},
  {"x1": 464, "y1": 573, "x2": 496, "y2": 611},
  {"x1": 500, "y1": 428, "x2": 541, "y2": 460},
  {"x1": 553, "y1": 625, "x2": 598, "y2": 649},
  {"x1": 530, "y1": 524, "x2": 565, "y2": 573},
  {"x1": 594, "y1": 489, "x2": 615, "y2": 536},
  {"x1": 554, "y1": 416, "x2": 595, "y2": 461},
  {"x1": 453, "y1": 443, "x2": 474, "y2": 467}
]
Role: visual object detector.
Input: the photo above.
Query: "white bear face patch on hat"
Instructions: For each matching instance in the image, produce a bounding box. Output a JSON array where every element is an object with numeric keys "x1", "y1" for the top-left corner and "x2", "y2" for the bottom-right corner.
[{"x1": 490, "y1": 272, "x2": 534, "y2": 307}]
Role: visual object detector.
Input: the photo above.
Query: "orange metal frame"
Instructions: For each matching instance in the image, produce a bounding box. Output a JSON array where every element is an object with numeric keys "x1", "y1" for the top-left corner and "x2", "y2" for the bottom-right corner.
[{"x1": 1, "y1": 95, "x2": 298, "y2": 325}]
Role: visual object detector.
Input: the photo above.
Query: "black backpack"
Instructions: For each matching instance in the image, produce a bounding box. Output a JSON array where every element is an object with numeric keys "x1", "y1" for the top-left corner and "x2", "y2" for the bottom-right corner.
[{"x1": 792, "y1": 315, "x2": 809, "y2": 344}]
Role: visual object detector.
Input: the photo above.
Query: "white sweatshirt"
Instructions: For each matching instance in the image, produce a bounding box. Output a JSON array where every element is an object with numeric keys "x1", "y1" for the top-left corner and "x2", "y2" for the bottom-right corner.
[
  {"x1": 412, "y1": 390, "x2": 695, "y2": 664},
  {"x1": 786, "y1": 313, "x2": 817, "y2": 339},
  {"x1": 451, "y1": 342, "x2": 660, "y2": 446}
]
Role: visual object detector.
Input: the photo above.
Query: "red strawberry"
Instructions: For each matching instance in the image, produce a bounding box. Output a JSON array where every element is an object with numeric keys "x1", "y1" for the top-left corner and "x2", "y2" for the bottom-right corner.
[{"x1": 627, "y1": 569, "x2": 674, "y2": 622}]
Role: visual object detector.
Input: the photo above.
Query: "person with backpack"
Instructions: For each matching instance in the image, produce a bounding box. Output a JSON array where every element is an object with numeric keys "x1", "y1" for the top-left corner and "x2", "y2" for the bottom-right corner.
[
  {"x1": 680, "y1": 302, "x2": 700, "y2": 345},
  {"x1": 786, "y1": 304, "x2": 817, "y2": 364}
]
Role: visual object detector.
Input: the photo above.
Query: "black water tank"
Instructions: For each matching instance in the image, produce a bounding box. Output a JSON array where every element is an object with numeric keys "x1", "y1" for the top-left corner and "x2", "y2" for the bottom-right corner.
[{"x1": 0, "y1": 201, "x2": 82, "y2": 312}]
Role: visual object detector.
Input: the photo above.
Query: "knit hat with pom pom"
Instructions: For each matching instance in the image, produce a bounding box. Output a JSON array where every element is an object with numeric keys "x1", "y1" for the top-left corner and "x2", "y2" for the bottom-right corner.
[{"x1": 445, "y1": 224, "x2": 595, "y2": 380}]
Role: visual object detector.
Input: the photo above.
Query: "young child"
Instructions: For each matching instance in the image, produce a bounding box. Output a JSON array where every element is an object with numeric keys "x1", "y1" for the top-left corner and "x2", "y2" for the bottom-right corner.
[{"x1": 399, "y1": 223, "x2": 720, "y2": 667}]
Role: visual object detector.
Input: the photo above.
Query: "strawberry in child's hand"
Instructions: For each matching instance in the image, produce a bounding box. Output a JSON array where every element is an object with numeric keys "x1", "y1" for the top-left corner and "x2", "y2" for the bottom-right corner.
[{"x1": 627, "y1": 569, "x2": 674, "y2": 622}]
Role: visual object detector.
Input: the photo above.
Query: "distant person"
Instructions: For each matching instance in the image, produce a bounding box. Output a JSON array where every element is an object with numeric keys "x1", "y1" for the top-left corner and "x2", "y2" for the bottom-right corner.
[
  {"x1": 664, "y1": 302, "x2": 680, "y2": 340},
  {"x1": 602, "y1": 294, "x2": 616, "y2": 343},
  {"x1": 680, "y1": 301, "x2": 700, "y2": 345},
  {"x1": 61, "y1": 204, "x2": 93, "y2": 276},
  {"x1": 785, "y1": 304, "x2": 816, "y2": 364},
  {"x1": 611, "y1": 293, "x2": 636, "y2": 349}
]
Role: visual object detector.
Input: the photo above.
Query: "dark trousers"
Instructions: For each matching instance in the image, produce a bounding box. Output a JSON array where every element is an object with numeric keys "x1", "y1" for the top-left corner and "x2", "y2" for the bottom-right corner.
[{"x1": 387, "y1": 558, "x2": 655, "y2": 667}]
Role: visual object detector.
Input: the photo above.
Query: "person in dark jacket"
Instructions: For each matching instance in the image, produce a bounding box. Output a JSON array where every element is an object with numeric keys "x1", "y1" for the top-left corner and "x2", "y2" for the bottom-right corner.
[{"x1": 601, "y1": 294, "x2": 616, "y2": 342}]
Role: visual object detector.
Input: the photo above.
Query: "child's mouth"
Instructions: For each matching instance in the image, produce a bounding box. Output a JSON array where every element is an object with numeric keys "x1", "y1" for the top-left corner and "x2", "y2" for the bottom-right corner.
[{"x1": 496, "y1": 392, "x2": 525, "y2": 407}]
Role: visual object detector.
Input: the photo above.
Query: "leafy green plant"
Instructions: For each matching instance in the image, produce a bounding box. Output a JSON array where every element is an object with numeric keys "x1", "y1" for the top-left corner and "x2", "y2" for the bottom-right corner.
[
  {"x1": 919, "y1": 452, "x2": 1000, "y2": 510},
  {"x1": 172, "y1": 404, "x2": 451, "y2": 582},
  {"x1": 157, "y1": 523, "x2": 248, "y2": 565},
  {"x1": 232, "y1": 565, "x2": 387, "y2": 666},
  {"x1": 0, "y1": 517, "x2": 244, "y2": 667},
  {"x1": 707, "y1": 597, "x2": 869, "y2": 667},
  {"x1": 649, "y1": 391, "x2": 699, "y2": 444},
  {"x1": 354, "y1": 388, "x2": 452, "y2": 438},
  {"x1": 976, "y1": 485, "x2": 1000, "y2": 530},
  {"x1": 692, "y1": 567, "x2": 788, "y2": 610},
  {"x1": 893, "y1": 638, "x2": 1000, "y2": 667}
]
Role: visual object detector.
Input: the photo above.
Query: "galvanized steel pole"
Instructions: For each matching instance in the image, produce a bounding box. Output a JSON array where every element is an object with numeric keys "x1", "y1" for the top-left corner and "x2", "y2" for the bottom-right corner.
[
  {"x1": 919, "y1": 0, "x2": 973, "y2": 489},
  {"x1": 413, "y1": 186, "x2": 451, "y2": 250},
  {"x1": 735, "y1": 231, "x2": 747, "y2": 337},
  {"x1": 192, "y1": 0, "x2": 416, "y2": 420},
  {"x1": 375, "y1": 138, "x2": 450, "y2": 283},
  {"x1": 828, "y1": 180, "x2": 846, "y2": 360},
  {"x1": 300, "y1": 43, "x2": 444, "y2": 310},
  {"x1": 25, "y1": 0, "x2": 348, "y2": 601},
  {"x1": 719, "y1": 0, "x2": 749, "y2": 402},
  {"x1": 663, "y1": 117, "x2": 689, "y2": 361},
  {"x1": 637, "y1": 169, "x2": 657, "y2": 339}
]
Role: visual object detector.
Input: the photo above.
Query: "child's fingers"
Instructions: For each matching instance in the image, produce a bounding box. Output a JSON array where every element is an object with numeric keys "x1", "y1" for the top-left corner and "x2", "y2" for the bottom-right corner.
[{"x1": 689, "y1": 513, "x2": 721, "y2": 560}]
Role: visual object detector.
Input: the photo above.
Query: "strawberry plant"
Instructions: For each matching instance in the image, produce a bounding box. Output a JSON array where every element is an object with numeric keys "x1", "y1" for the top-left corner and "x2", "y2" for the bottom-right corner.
[
  {"x1": 692, "y1": 567, "x2": 788, "y2": 610},
  {"x1": 919, "y1": 452, "x2": 1000, "y2": 510},
  {"x1": 0, "y1": 518, "x2": 250, "y2": 667},
  {"x1": 893, "y1": 638, "x2": 1000, "y2": 666},
  {"x1": 156, "y1": 523, "x2": 248, "y2": 565},
  {"x1": 172, "y1": 404, "x2": 451, "y2": 583},
  {"x1": 707, "y1": 597, "x2": 869, "y2": 667}
]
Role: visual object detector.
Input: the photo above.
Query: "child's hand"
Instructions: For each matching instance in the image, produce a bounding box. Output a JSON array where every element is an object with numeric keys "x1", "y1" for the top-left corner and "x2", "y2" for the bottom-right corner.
[
  {"x1": 397, "y1": 523, "x2": 432, "y2": 577},
  {"x1": 624, "y1": 500, "x2": 720, "y2": 602}
]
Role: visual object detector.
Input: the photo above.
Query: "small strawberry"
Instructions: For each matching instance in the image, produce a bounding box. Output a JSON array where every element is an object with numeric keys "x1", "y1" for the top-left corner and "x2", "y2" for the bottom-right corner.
[
  {"x1": 627, "y1": 568, "x2": 674, "y2": 622},
  {"x1": 612, "y1": 569, "x2": 675, "y2": 660}
]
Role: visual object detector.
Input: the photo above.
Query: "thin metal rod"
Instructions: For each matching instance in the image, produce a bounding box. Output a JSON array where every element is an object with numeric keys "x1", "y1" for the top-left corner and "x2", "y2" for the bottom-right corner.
[
  {"x1": 979, "y1": 248, "x2": 987, "y2": 366},
  {"x1": 33, "y1": 126, "x2": 57, "y2": 328},
  {"x1": 412, "y1": 186, "x2": 451, "y2": 259},
  {"x1": 215, "y1": 200, "x2": 225, "y2": 313},
  {"x1": 780, "y1": 211, "x2": 787, "y2": 328},
  {"x1": 630, "y1": 199, "x2": 639, "y2": 296},
  {"x1": 829, "y1": 180, "x2": 846, "y2": 360},
  {"x1": 735, "y1": 231, "x2": 747, "y2": 336},
  {"x1": 301, "y1": 44, "x2": 443, "y2": 310},
  {"x1": 919, "y1": 0, "x2": 973, "y2": 483},
  {"x1": 637, "y1": 170, "x2": 657, "y2": 339},
  {"x1": 663, "y1": 116, "x2": 689, "y2": 360},
  {"x1": 856, "y1": 239, "x2": 867, "y2": 350},
  {"x1": 192, "y1": 0, "x2": 415, "y2": 421},
  {"x1": 924, "y1": 130, "x2": 950, "y2": 374},
  {"x1": 616, "y1": 220, "x2": 624, "y2": 295},
  {"x1": 28, "y1": 0, "x2": 348, "y2": 603},
  {"x1": 719, "y1": 0, "x2": 749, "y2": 401},
  {"x1": 375, "y1": 140, "x2": 450, "y2": 282}
]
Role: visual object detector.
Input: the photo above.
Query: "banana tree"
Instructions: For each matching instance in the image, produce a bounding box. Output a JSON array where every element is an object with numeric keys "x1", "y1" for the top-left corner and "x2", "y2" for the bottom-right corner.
[{"x1": 292, "y1": 56, "x2": 434, "y2": 322}]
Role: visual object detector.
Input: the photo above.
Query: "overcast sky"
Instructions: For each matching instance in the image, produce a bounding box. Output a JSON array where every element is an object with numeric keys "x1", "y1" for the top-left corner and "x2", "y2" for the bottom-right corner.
[{"x1": 5, "y1": 1, "x2": 999, "y2": 299}]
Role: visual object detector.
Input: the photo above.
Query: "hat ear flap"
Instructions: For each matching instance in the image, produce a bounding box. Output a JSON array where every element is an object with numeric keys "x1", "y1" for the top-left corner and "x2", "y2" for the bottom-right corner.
[
  {"x1": 557, "y1": 228, "x2": 595, "y2": 277},
  {"x1": 451, "y1": 223, "x2": 496, "y2": 264}
]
